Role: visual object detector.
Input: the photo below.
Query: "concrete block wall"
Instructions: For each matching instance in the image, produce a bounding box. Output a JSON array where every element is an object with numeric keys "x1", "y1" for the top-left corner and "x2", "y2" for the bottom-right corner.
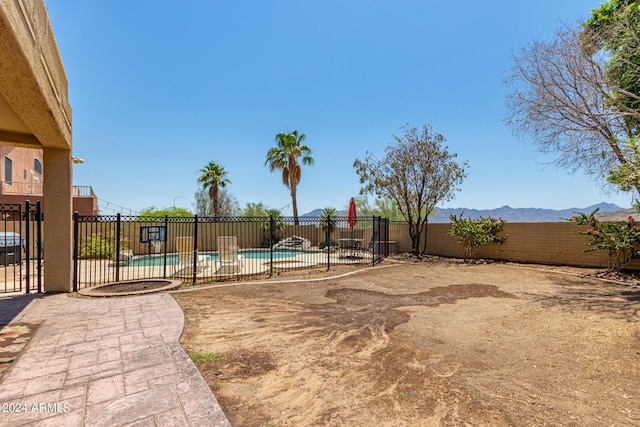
[{"x1": 387, "y1": 222, "x2": 640, "y2": 269}]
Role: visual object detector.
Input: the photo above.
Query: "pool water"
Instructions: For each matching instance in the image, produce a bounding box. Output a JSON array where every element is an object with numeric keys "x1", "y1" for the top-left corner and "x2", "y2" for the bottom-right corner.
[{"x1": 126, "y1": 249, "x2": 312, "y2": 267}]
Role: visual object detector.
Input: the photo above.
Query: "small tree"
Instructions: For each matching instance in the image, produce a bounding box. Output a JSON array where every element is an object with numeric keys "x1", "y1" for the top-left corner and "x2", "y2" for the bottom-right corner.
[
  {"x1": 354, "y1": 124, "x2": 468, "y2": 257},
  {"x1": 241, "y1": 202, "x2": 269, "y2": 217},
  {"x1": 448, "y1": 213, "x2": 507, "y2": 262},
  {"x1": 319, "y1": 207, "x2": 337, "y2": 247},
  {"x1": 567, "y1": 209, "x2": 640, "y2": 270},
  {"x1": 260, "y1": 208, "x2": 285, "y2": 248},
  {"x1": 138, "y1": 206, "x2": 193, "y2": 218},
  {"x1": 347, "y1": 195, "x2": 405, "y2": 222},
  {"x1": 265, "y1": 130, "x2": 314, "y2": 225},
  {"x1": 193, "y1": 188, "x2": 240, "y2": 217},
  {"x1": 80, "y1": 230, "x2": 129, "y2": 259},
  {"x1": 197, "y1": 161, "x2": 231, "y2": 218}
]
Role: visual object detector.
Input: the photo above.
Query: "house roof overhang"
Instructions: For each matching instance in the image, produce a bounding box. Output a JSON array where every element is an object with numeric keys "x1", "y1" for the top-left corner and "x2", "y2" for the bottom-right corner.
[{"x1": 0, "y1": 0, "x2": 72, "y2": 150}]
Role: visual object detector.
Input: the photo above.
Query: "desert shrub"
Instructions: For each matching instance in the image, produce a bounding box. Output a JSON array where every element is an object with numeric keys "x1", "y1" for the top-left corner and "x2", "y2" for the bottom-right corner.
[
  {"x1": 448, "y1": 212, "x2": 507, "y2": 261},
  {"x1": 260, "y1": 211, "x2": 285, "y2": 248},
  {"x1": 319, "y1": 208, "x2": 338, "y2": 249},
  {"x1": 567, "y1": 210, "x2": 640, "y2": 270},
  {"x1": 318, "y1": 240, "x2": 340, "y2": 249},
  {"x1": 80, "y1": 230, "x2": 129, "y2": 259}
]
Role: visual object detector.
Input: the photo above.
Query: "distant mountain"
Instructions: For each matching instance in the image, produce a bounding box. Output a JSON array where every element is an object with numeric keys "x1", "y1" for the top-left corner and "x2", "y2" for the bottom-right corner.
[
  {"x1": 301, "y1": 208, "x2": 347, "y2": 217},
  {"x1": 301, "y1": 202, "x2": 625, "y2": 223},
  {"x1": 429, "y1": 202, "x2": 624, "y2": 223},
  {"x1": 593, "y1": 207, "x2": 637, "y2": 222}
]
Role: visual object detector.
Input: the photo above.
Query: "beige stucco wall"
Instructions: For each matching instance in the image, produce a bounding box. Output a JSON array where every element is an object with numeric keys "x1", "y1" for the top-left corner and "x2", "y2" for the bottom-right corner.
[
  {"x1": 0, "y1": 0, "x2": 73, "y2": 292},
  {"x1": 43, "y1": 148, "x2": 72, "y2": 289},
  {"x1": 387, "y1": 222, "x2": 638, "y2": 269}
]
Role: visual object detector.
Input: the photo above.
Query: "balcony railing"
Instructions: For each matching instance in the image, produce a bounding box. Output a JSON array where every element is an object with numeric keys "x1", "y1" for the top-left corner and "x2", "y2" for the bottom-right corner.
[
  {"x1": 1, "y1": 181, "x2": 43, "y2": 195},
  {"x1": 72, "y1": 186, "x2": 96, "y2": 198},
  {"x1": 0, "y1": 181, "x2": 96, "y2": 199}
]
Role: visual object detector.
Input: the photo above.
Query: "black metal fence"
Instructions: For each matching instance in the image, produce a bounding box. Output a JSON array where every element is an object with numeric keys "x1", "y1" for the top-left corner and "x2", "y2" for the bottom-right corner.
[
  {"x1": 73, "y1": 214, "x2": 389, "y2": 289},
  {"x1": 0, "y1": 201, "x2": 43, "y2": 294}
]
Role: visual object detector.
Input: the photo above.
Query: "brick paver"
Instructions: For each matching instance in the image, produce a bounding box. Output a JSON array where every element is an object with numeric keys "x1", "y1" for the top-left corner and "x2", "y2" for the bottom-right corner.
[{"x1": 0, "y1": 293, "x2": 230, "y2": 426}]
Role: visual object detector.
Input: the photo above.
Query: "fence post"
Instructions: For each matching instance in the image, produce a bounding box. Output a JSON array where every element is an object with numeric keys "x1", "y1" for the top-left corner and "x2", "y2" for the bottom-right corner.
[
  {"x1": 384, "y1": 218, "x2": 389, "y2": 258},
  {"x1": 372, "y1": 215, "x2": 377, "y2": 266},
  {"x1": 269, "y1": 215, "x2": 274, "y2": 277},
  {"x1": 36, "y1": 201, "x2": 42, "y2": 293},
  {"x1": 115, "y1": 213, "x2": 121, "y2": 282},
  {"x1": 24, "y1": 200, "x2": 30, "y2": 294},
  {"x1": 192, "y1": 215, "x2": 198, "y2": 285},
  {"x1": 163, "y1": 215, "x2": 168, "y2": 279},
  {"x1": 72, "y1": 212, "x2": 79, "y2": 292},
  {"x1": 326, "y1": 215, "x2": 331, "y2": 271}
]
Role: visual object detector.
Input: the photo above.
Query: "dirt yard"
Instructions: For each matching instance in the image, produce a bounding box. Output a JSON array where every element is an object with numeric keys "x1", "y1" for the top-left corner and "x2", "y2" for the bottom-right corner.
[{"x1": 173, "y1": 257, "x2": 640, "y2": 426}]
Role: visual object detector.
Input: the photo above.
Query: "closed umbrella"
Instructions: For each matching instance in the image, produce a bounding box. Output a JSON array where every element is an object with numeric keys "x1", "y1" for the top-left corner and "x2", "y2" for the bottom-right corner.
[{"x1": 348, "y1": 198, "x2": 357, "y2": 228}]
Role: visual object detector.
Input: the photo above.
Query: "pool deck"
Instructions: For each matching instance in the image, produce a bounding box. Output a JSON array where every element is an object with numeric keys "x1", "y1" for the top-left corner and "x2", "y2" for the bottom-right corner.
[
  {"x1": 0, "y1": 249, "x2": 377, "y2": 295},
  {"x1": 75, "y1": 250, "x2": 374, "y2": 285},
  {"x1": 0, "y1": 292, "x2": 231, "y2": 426}
]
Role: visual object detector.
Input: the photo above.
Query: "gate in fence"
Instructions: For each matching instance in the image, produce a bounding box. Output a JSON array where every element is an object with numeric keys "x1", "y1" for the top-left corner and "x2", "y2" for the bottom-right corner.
[
  {"x1": 0, "y1": 201, "x2": 43, "y2": 294},
  {"x1": 73, "y1": 214, "x2": 390, "y2": 289}
]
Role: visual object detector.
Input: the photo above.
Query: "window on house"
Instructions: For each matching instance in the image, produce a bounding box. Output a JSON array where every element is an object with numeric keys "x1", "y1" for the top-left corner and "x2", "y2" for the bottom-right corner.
[
  {"x1": 24, "y1": 169, "x2": 27, "y2": 180},
  {"x1": 34, "y1": 159, "x2": 42, "y2": 175},
  {"x1": 4, "y1": 157, "x2": 12, "y2": 184}
]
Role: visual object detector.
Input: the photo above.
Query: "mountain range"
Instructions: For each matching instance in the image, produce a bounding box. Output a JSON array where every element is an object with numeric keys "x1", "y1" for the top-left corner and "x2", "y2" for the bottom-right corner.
[{"x1": 301, "y1": 202, "x2": 626, "y2": 223}]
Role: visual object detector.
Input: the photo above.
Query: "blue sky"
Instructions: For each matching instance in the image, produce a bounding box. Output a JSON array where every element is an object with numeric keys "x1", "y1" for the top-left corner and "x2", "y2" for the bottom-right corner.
[{"x1": 45, "y1": 0, "x2": 633, "y2": 216}]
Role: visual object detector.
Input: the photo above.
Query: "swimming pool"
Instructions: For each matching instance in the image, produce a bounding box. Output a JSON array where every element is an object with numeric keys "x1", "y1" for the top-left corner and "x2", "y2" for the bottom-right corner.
[{"x1": 126, "y1": 249, "x2": 316, "y2": 267}]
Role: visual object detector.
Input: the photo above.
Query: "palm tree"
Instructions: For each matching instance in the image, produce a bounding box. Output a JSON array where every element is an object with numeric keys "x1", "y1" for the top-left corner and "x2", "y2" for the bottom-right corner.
[
  {"x1": 197, "y1": 161, "x2": 231, "y2": 218},
  {"x1": 320, "y1": 207, "x2": 337, "y2": 247},
  {"x1": 265, "y1": 130, "x2": 314, "y2": 225},
  {"x1": 259, "y1": 208, "x2": 285, "y2": 247}
]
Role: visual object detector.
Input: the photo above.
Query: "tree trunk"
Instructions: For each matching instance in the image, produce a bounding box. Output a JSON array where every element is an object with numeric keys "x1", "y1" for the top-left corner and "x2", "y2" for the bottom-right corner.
[
  {"x1": 211, "y1": 186, "x2": 219, "y2": 218},
  {"x1": 291, "y1": 184, "x2": 299, "y2": 226},
  {"x1": 408, "y1": 222, "x2": 420, "y2": 257},
  {"x1": 421, "y1": 220, "x2": 429, "y2": 255}
]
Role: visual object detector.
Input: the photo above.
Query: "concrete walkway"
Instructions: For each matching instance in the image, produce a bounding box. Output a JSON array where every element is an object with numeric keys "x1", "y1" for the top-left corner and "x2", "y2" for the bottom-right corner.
[{"x1": 0, "y1": 293, "x2": 231, "y2": 426}]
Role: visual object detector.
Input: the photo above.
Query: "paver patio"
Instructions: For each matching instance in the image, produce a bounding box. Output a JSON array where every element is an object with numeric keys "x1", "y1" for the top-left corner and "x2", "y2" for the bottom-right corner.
[{"x1": 0, "y1": 292, "x2": 230, "y2": 427}]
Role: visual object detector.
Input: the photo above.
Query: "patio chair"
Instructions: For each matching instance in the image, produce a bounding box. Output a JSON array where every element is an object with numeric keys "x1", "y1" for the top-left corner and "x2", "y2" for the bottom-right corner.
[
  {"x1": 216, "y1": 236, "x2": 244, "y2": 275},
  {"x1": 174, "y1": 236, "x2": 207, "y2": 276}
]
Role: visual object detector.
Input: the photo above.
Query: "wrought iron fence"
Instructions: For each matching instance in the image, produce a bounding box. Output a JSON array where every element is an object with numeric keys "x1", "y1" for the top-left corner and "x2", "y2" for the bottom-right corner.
[
  {"x1": 0, "y1": 201, "x2": 43, "y2": 294},
  {"x1": 73, "y1": 214, "x2": 389, "y2": 289}
]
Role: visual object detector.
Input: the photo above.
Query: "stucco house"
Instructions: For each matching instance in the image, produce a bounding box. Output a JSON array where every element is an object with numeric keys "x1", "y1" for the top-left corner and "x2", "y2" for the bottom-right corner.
[
  {"x1": 0, "y1": 146, "x2": 99, "y2": 215},
  {"x1": 0, "y1": 0, "x2": 74, "y2": 292}
]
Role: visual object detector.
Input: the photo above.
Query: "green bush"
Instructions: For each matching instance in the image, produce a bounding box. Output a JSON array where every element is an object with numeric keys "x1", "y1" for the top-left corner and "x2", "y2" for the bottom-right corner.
[
  {"x1": 318, "y1": 240, "x2": 340, "y2": 249},
  {"x1": 260, "y1": 210, "x2": 285, "y2": 247},
  {"x1": 448, "y1": 212, "x2": 507, "y2": 261},
  {"x1": 80, "y1": 231, "x2": 129, "y2": 259},
  {"x1": 567, "y1": 210, "x2": 640, "y2": 270}
]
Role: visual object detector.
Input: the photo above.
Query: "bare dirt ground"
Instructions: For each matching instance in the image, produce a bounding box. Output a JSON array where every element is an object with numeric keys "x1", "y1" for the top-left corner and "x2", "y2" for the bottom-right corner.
[{"x1": 173, "y1": 257, "x2": 640, "y2": 426}]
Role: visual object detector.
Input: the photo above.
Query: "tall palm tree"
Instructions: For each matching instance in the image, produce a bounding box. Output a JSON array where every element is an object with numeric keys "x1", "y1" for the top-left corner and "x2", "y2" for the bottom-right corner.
[
  {"x1": 265, "y1": 130, "x2": 314, "y2": 225},
  {"x1": 197, "y1": 161, "x2": 231, "y2": 218}
]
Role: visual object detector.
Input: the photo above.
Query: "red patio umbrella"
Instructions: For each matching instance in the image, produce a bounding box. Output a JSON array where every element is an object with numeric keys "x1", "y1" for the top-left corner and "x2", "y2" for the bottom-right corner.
[{"x1": 348, "y1": 197, "x2": 357, "y2": 228}]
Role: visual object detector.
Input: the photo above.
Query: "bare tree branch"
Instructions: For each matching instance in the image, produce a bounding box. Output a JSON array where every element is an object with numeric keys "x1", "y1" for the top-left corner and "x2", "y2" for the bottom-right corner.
[{"x1": 504, "y1": 24, "x2": 638, "y2": 193}]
